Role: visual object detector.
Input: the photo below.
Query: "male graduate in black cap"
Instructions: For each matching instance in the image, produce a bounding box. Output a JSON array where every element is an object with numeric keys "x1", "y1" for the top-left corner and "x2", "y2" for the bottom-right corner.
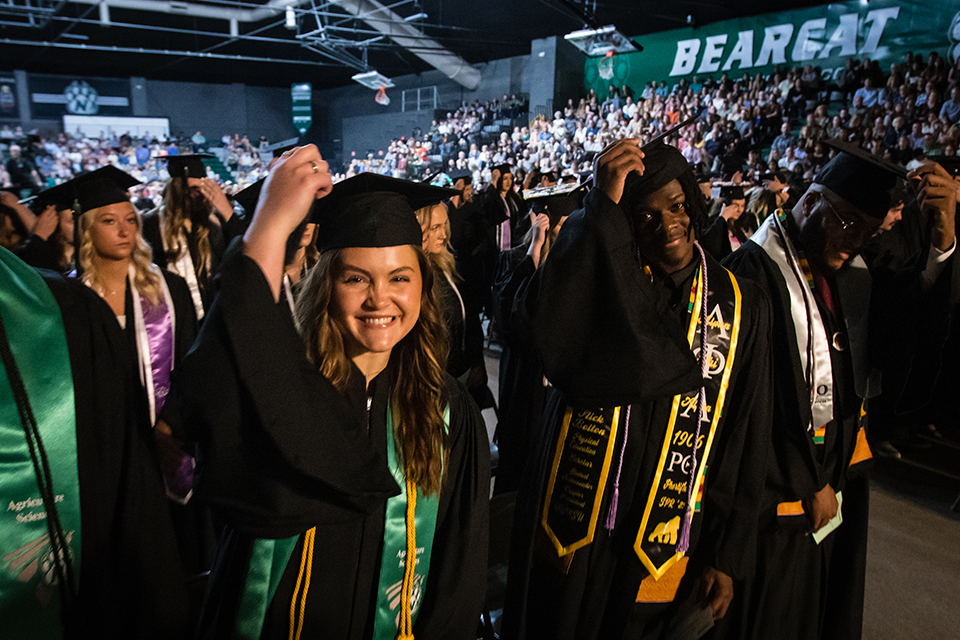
[
  {"x1": 142, "y1": 154, "x2": 246, "y2": 320},
  {"x1": 501, "y1": 138, "x2": 773, "y2": 639},
  {"x1": 718, "y1": 141, "x2": 957, "y2": 640},
  {"x1": 0, "y1": 169, "x2": 190, "y2": 637}
]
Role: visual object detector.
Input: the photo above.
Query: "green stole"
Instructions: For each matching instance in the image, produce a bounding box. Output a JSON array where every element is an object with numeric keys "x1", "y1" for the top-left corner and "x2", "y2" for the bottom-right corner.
[
  {"x1": 232, "y1": 404, "x2": 445, "y2": 640},
  {"x1": 0, "y1": 248, "x2": 82, "y2": 638}
]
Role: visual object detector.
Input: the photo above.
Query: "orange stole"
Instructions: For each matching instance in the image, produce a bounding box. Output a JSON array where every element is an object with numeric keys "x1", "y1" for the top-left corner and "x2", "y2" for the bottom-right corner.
[
  {"x1": 849, "y1": 426, "x2": 872, "y2": 466},
  {"x1": 636, "y1": 557, "x2": 689, "y2": 603}
]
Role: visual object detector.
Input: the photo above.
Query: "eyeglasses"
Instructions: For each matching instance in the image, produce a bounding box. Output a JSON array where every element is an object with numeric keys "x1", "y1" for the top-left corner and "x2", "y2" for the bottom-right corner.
[{"x1": 819, "y1": 194, "x2": 875, "y2": 238}]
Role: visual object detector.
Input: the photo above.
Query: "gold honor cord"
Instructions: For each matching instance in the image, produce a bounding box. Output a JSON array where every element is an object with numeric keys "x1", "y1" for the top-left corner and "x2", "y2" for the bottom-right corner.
[
  {"x1": 542, "y1": 406, "x2": 622, "y2": 556},
  {"x1": 288, "y1": 527, "x2": 316, "y2": 640},
  {"x1": 634, "y1": 270, "x2": 742, "y2": 580}
]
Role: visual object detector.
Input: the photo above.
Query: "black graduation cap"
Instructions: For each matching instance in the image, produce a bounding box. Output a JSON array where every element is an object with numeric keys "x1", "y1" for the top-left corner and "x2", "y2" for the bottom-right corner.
[
  {"x1": 523, "y1": 183, "x2": 584, "y2": 223},
  {"x1": 719, "y1": 185, "x2": 745, "y2": 200},
  {"x1": 166, "y1": 154, "x2": 212, "y2": 180},
  {"x1": 233, "y1": 179, "x2": 264, "y2": 215},
  {"x1": 493, "y1": 163, "x2": 513, "y2": 175},
  {"x1": 448, "y1": 169, "x2": 472, "y2": 185},
  {"x1": 818, "y1": 139, "x2": 906, "y2": 219},
  {"x1": 22, "y1": 182, "x2": 77, "y2": 213},
  {"x1": 312, "y1": 173, "x2": 459, "y2": 253},
  {"x1": 622, "y1": 141, "x2": 690, "y2": 204},
  {"x1": 927, "y1": 156, "x2": 960, "y2": 178},
  {"x1": 66, "y1": 165, "x2": 141, "y2": 216}
]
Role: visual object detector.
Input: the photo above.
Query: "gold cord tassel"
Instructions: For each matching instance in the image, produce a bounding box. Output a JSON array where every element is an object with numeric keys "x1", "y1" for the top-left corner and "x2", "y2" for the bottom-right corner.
[
  {"x1": 288, "y1": 527, "x2": 316, "y2": 640},
  {"x1": 397, "y1": 476, "x2": 418, "y2": 640}
]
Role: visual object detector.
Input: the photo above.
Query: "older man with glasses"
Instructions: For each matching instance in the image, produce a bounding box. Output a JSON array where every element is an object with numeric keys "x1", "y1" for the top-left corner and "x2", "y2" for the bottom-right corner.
[{"x1": 716, "y1": 140, "x2": 957, "y2": 640}]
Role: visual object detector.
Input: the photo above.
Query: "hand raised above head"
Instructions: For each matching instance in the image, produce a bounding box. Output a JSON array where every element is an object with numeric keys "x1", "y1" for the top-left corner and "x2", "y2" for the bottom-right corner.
[
  {"x1": 909, "y1": 161, "x2": 957, "y2": 251},
  {"x1": 593, "y1": 138, "x2": 645, "y2": 206},
  {"x1": 257, "y1": 145, "x2": 333, "y2": 236}
]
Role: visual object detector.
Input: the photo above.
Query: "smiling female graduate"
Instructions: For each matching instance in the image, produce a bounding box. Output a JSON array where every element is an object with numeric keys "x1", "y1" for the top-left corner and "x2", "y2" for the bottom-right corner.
[
  {"x1": 500, "y1": 138, "x2": 774, "y2": 640},
  {"x1": 166, "y1": 146, "x2": 489, "y2": 640}
]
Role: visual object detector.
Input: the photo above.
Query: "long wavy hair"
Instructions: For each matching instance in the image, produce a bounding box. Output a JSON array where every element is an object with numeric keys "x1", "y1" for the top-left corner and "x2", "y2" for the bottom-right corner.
[
  {"x1": 78, "y1": 205, "x2": 162, "y2": 304},
  {"x1": 415, "y1": 204, "x2": 458, "y2": 280},
  {"x1": 159, "y1": 177, "x2": 214, "y2": 276},
  {"x1": 296, "y1": 246, "x2": 451, "y2": 496}
]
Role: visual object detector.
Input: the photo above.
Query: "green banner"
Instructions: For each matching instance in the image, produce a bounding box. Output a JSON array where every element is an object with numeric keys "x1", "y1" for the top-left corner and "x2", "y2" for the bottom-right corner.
[
  {"x1": 586, "y1": 0, "x2": 960, "y2": 94},
  {"x1": 291, "y1": 83, "x2": 312, "y2": 135}
]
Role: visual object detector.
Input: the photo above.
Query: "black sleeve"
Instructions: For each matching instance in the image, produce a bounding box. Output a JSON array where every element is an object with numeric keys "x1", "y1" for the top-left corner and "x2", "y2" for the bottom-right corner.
[
  {"x1": 491, "y1": 248, "x2": 534, "y2": 345},
  {"x1": 164, "y1": 239, "x2": 399, "y2": 538},
  {"x1": 141, "y1": 210, "x2": 165, "y2": 268},
  {"x1": 42, "y1": 271, "x2": 190, "y2": 638},
  {"x1": 723, "y1": 245, "x2": 824, "y2": 503},
  {"x1": 517, "y1": 188, "x2": 701, "y2": 406},
  {"x1": 17, "y1": 235, "x2": 61, "y2": 271},
  {"x1": 218, "y1": 209, "x2": 248, "y2": 244},
  {"x1": 414, "y1": 377, "x2": 490, "y2": 639},
  {"x1": 698, "y1": 215, "x2": 732, "y2": 262},
  {"x1": 696, "y1": 280, "x2": 774, "y2": 580}
]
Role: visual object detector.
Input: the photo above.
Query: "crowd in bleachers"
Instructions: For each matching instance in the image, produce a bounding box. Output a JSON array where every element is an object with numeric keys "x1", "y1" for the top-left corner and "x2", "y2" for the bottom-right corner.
[{"x1": 4, "y1": 52, "x2": 960, "y2": 220}]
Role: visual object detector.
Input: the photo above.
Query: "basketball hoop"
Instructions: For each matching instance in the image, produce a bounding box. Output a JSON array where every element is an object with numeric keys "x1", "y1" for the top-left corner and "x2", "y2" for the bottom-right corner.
[
  {"x1": 375, "y1": 85, "x2": 390, "y2": 105},
  {"x1": 598, "y1": 50, "x2": 615, "y2": 80}
]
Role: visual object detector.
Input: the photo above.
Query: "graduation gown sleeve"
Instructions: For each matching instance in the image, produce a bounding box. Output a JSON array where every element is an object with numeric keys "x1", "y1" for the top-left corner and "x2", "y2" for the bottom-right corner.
[
  {"x1": 722, "y1": 243, "x2": 832, "y2": 502},
  {"x1": 164, "y1": 239, "x2": 399, "y2": 539},
  {"x1": 41, "y1": 270, "x2": 190, "y2": 638},
  {"x1": 517, "y1": 189, "x2": 701, "y2": 406}
]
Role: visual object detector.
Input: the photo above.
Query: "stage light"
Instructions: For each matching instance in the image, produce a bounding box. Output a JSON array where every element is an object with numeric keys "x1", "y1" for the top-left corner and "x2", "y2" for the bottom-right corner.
[
  {"x1": 285, "y1": 6, "x2": 296, "y2": 29},
  {"x1": 564, "y1": 25, "x2": 638, "y2": 56}
]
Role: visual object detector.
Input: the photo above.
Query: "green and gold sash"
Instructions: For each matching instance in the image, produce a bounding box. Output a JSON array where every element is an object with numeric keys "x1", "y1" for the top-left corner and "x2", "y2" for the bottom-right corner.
[
  {"x1": 371, "y1": 406, "x2": 445, "y2": 640},
  {"x1": 541, "y1": 262, "x2": 742, "y2": 582},
  {"x1": 0, "y1": 249, "x2": 82, "y2": 638},
  {"x1": 234, "y1": 404, "x2": 446, "y2": 640}
]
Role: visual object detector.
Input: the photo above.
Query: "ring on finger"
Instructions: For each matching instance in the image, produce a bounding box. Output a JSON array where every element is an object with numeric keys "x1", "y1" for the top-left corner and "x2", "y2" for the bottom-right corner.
[{"x1": 310, "y1": 161, "x2": 319, "y2": 174}]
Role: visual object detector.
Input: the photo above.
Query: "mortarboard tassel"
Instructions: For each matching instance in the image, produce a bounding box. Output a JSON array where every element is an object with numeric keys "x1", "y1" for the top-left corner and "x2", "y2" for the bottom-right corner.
[{"x1": 605, "y1": 405, "x2": 631, "y2": 532}]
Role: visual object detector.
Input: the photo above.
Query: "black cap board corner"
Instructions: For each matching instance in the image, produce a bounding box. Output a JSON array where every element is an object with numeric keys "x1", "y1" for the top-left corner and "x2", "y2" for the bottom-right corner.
[
  {"x1": 719, "y1": 185, "x2": 745, "y2": 200},
  {"x1": 28, "y1": 182, "x2": 78, "y2": 212},
  {"x1": 448, "y1": 169, "x2": 472, "y2": 184},
  {"x1": 60, "y1": 165, "x2": 142, "y2": 216},
  {"x1": 233, "y1": 179, "x2": 265, "y2": 215},
  {"x1": 312, "y1": 173, "x2": 459, "y2": 253},
  {"x1": 817, "y1": 138, "x2": 906, "y2": 219},
  {"x1": 167, "y1": 154, "x2": 213, "y2": 180}
]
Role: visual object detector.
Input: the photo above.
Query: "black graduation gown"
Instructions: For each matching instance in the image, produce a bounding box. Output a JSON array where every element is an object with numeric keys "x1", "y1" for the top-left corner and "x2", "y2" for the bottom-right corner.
[
  {"x1": 717, "y1": 240, "x2": 871, "y2": 640},
  {"x1": 141, "y1": 207, "x2": 247, "y2": 316},
  {"x1": 501, "y1": 190, "x2": 773, "y2": 640},
  {"x1": 490, "y1": 246, "x2": 554, "y2": 495},
  {"x1": 435, "y1": 266, "x2": 470, "y2": 379},
  {"x1": 37, "y1": 270, "x2": 190, "y2": 637},
  {"x1": 699, "y1": 215, "x2": 748, "y2": 262},
  {"x1": 166, "y1": 243, "x2": 489, "y2": 639},
  {"x1": 17, "y1": 234, "x2": 67, "y2": 273}
]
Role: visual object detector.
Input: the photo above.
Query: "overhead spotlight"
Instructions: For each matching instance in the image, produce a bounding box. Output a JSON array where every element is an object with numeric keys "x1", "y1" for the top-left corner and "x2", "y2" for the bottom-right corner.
[
  {"x1": 859, "y1": 0, "x2": 869, "y2": 5},
  {"x1": 564, "y1": 25, "x2": 638, "y2": 56},
  {"x1": 352, "y1": 70, "x2": 395, "y2": 90},
  {"x1": 99, "y1": 1, "x2": 110, "y2": 26},
  {"x1": 285, "y1": 6, "x2": 296, "y2": 29}
]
